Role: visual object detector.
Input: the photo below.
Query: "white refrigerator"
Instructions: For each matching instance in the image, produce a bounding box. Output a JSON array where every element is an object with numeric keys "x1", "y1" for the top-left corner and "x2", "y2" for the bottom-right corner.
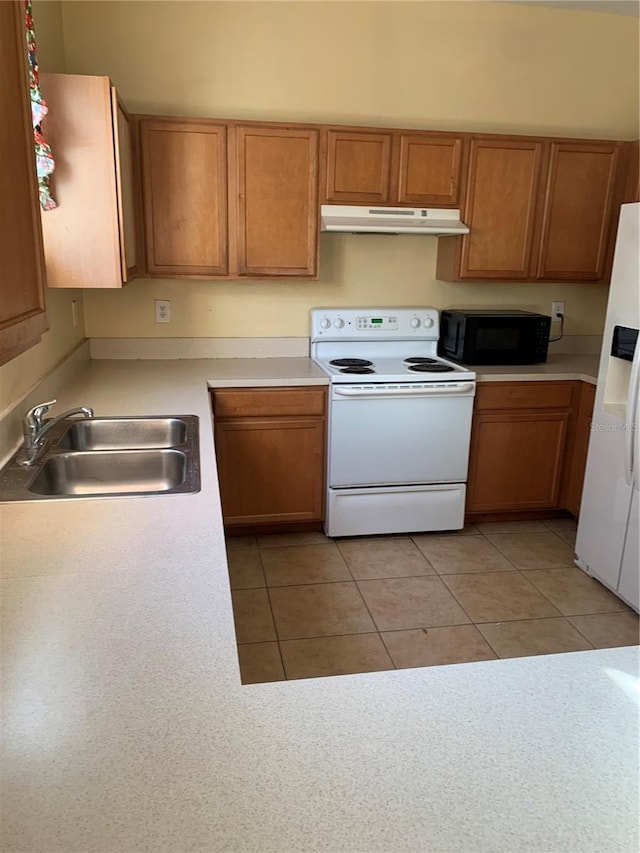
[{"x1": 575, "y1": 202, "x2": 640, "y2": 613}]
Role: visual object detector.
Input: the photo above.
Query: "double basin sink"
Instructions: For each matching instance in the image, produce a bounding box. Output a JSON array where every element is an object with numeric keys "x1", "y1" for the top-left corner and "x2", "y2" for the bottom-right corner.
[{"x1": 0, "y1": 416, "x2": 200, "y2": 502}]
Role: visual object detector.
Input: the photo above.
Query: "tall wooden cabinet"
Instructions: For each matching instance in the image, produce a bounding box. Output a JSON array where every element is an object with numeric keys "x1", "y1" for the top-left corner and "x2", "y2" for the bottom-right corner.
[
  {"x1": 322, "y1": 127, "x2": 464, "y2": 207},
  {"x1": 437, "y1": 136, "x2": 623, "y2": 283},
  {"x1": 39, "y1": 74, "x2": 138, "y2": 289},
  {"x1": 0, "y1": 0, "x2": 48, "y2": 365},
  {"x1": 139, "y1": 118, "x2": 319, "y2": 279}
]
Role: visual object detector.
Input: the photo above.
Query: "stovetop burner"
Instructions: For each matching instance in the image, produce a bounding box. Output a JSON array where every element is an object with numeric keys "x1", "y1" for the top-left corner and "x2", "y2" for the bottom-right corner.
[
  {"x1": 340, "y1": 366, "x2": 376, "y2": 374},
  {"x1": 330, "y1": 358, "x2": 373, "y2": 367},
  {"x1": 408, "y1": 363, "x2": 455, "y2": 373},
  {"x1": 404, "y1": 357, "x2": 438, "y2": 364}
]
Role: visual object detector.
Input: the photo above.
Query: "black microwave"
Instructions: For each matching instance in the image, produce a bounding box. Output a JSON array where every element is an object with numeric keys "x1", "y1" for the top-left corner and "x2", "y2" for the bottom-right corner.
[{"x1": 438, "y1": 309, "x2": 552, "y2": 365}]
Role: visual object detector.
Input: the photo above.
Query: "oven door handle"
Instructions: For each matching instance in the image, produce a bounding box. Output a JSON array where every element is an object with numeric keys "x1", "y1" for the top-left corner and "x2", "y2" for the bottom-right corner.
[{"x1": 333, "y1": 383, "x2": 476, "y2": 398}]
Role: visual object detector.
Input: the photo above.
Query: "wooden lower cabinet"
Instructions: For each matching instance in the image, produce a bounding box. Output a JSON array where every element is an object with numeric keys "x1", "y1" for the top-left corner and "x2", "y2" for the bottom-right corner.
[
  {"x1": 212, "y1": 387, "x2": 326, "y2": 527},
  {"x1": 466, "y1": 380, "x2": 584, "y2": 516},
  {"x1": 467, "y1": 409, "x2": 570, "y2": 512},
  {"x1": 560, "y1": 382, "x2": 596, "y2": 516}
]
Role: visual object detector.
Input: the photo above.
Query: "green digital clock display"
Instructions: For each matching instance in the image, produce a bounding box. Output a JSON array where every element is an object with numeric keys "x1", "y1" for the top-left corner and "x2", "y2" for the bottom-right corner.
[{"x1": 371, "y1": 318, "x2": 383, "y2": 324}]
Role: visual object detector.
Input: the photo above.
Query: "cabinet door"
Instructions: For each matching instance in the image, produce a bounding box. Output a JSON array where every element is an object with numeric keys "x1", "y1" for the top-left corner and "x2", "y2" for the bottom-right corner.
[
  {"x1": 397, "y1": 134, "x2": 463, "y2": 206},
  {"x1": 562, "y1": 382, "x2": 596, "y2": 516},
  {"x1": 40, "y1": 74, "x2": 129, "y2": 289},
  {"x1": 458, "y1": 139, "x2": 544, "y2": 280},
  {"x1": 215, "y1": 417, "x2": 325, "y2": 525},
  {"x1": 112, "y1": 93, "x2": 138, "y2": 282},
  {"x1": 0, "y1": 1, "x2": 48, "y2": 364},
  {"x1": 323, "y1": 129, "x2": 393, "y2": 204},
  {"x1": 235, "y1": 126, "x2": 318, "y2": 277},
  {"x1": 467, "y1": 410, "x2": 570, "y2": 512},
  {"x1": 140, "y1": 119, "x2": 228, "y2": 276},
  {"x1": 536, "y1": 142, "x2": 619, "y2": 281}
]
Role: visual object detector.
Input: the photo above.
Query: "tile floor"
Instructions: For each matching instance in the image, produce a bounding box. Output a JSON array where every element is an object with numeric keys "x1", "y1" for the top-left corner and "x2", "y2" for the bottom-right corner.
[{"x1": 226, "y1": 520, "x2": 640, "y2": 684}]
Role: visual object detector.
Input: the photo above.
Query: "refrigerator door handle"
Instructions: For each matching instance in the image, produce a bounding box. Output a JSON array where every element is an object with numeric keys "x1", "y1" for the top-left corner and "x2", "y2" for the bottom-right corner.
[{"x1": 624, "y1": 338, "x2": 640, "y2": 486}]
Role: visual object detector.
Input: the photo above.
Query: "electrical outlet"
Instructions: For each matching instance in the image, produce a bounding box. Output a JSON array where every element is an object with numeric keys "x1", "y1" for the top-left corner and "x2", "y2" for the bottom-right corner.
[
  {"x1": 155, "y1": 299, "x2": 171, "y2": 323},
  {"x1": 551, "y1": 301, "x2": 565, "y2": 320}
]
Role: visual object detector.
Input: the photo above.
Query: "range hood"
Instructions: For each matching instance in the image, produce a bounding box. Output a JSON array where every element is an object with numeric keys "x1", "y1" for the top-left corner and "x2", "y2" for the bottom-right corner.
[{"x1": 320, "y1": 205, "x2": 469, "y2": 235}]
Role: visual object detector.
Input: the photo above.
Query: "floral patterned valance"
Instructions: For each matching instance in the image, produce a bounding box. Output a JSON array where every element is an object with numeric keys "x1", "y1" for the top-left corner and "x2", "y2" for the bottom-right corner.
[{"x1": 24, "y1": 0, "x2": 56, "y2": 210}]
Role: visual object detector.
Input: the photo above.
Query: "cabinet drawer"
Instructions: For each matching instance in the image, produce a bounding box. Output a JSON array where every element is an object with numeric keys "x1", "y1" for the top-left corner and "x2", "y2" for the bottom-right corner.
[
  {"x1": 212, "y1": 387, "x2": 326, "y2": 418},
  {"x1": 475, "y1": 381, "x2": 575, "y2": 411}
]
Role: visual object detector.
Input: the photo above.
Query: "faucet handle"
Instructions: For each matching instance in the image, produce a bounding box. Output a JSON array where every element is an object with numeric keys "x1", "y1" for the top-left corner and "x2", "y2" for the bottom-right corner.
[{"x1": 26, "y1": 399, "x2": 56, "y2": 429}]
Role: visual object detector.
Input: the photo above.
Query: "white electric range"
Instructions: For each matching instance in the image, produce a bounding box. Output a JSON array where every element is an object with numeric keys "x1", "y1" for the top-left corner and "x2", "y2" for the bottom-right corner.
[{"x1": 310, "y1": 307, "x2": 476, "y2": 537}]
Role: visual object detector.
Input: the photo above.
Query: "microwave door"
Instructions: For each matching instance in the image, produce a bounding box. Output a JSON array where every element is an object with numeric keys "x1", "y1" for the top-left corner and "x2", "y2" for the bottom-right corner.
[{"x1": 470, "y1": 321, "x2": 532, "y2": 364}]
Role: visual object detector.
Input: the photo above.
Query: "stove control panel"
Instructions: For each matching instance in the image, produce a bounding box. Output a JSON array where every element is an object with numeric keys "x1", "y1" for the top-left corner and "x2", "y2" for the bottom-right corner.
[
  {"x1": 356, "y1": 315, "x2": 398, "y2": 331},
  {"x1": 311, "y1": 307, "x2": 440, "y2": 339}
]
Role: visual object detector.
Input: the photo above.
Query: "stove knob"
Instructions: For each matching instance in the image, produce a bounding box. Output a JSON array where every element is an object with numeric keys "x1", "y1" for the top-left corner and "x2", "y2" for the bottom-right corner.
[
  {"x1": 410, "y1": 317, "x2": 421, "y2": 329},
  {"x1": 423, "y1": 317, "x2": 435, "y2": 329},
  {"x1": 333, "y1": 318, "x2": 345, "y2": 329},
  {"x1": 319, "y1": 317, "x2": 331, "y2": 329}
]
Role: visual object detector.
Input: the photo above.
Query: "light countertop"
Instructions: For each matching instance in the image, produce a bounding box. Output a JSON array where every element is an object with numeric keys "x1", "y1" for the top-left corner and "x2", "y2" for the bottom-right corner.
[
  {"x1": 200, "y1": 353, "x2": 599, "y2": 386},
  {"x1": 204, "y1": 355, "x2": 329, "y2": 387},
  {"x1": 474, "y1": 354, "x2": 599, "y2": 384},
  {"x1": 2, "y1": 357, "x2": 637, "y2": 853}
]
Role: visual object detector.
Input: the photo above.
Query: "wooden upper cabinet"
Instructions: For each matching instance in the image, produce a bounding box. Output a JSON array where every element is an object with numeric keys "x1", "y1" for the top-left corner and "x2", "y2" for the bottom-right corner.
[
  {"x1": 39, "y1": 74, "x2": 138, "y2": 289},
  {"x1": 234, "y1": 125, "x2": 318, "y2": 277},
  {"x1": 324, "y1": 129, "x2": 393, "y2": 204},
  {"x1": 536, "y1": 142, "x2": 619, "y2": 281},
  {"x1": 140, "y1": 119, "x2": 227, "y2": 276},
  {"x1": 622, "y1": 140, "x2": 639, "y2": 203},
  {"x1": 0, "y1": 0, "x2": 48, "y2": 365},
  {"x1": 322, "y1": 128, "x2": 464, "y2": 207},
  {"x1": 437, "y1": 135, "x2": 625, "y2": 284},
  {"x1": 397, "y1": 134, "x2": 463, "y2": 206},
  {"x1": 113, "y1": 96, "x2": 138, "y2": 280},
  {"x1": 457, "y1": 138, "x2": 544, "y2": 280}
]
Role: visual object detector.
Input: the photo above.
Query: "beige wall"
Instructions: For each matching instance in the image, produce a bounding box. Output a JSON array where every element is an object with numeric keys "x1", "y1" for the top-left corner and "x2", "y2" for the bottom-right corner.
[
  {"x1": 60, "y1": 0, "x2": 639, "y2": 340},
  {"x1": 0, "y1": 0, "x2": 86, "y2": 412}
]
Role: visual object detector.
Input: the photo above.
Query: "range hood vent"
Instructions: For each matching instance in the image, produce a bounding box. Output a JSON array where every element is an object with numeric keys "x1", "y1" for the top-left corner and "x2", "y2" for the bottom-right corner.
[{"x1": 320, "y1": 205, "x2": 469, "y2": 235}]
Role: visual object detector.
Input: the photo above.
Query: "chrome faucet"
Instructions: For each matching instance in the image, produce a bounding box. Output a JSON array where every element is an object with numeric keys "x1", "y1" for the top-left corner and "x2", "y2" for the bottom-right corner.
[{"x1": 20, "y1": 399, "x2": 94, "y2": 466}]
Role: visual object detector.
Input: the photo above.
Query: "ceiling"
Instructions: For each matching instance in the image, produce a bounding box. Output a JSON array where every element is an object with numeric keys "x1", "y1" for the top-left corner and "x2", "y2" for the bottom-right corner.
[{"x1": 503, "y1": 1, "x2": 640, "y2": 15}]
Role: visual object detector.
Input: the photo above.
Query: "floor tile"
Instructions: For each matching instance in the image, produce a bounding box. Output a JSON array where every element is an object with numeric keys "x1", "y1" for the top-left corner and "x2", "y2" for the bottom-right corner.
[
  {"x1": 237, "y1": 642, "x2": 285, "y2": 684},
  {"x1": 231, "y1": 588, "x2": 276, "y2": 643},
  {"x1": 280, "y1": 634, "x2": 394, "y2": 680},
  {"x1": 542, "y1": 518, "x2": 578, "y2": 533},
  {"x1": 477, "y1": 617, "x2": 593, "y2": 659},
  {"x1": 522, "y1": 568, "x2": 631, "y2": 616},
  {"x1": 412, "y1": 534, "x2": 514, "y2": 574},
  {"x1": 337, "y1": 538, "x2": 434, "y2": 580},
  {"x1": 227, "y1": 550, "x2": 265, "y2": 590},
  {"x1": 555, "y1": 529, "x2": 577, "y2": 548},
  {"x1": 257, "y1": 531, "x2": 330, "y2": 548},
  {"x1": 408, "y1": 524, "x2": 480, "y2": 538},
  {"x1": 226, "y1": 536, "x2": 258, "y2": 551},
  {"x1": 381, "y1": 625, "x2": 496, "y2": 669},
  {"x1": 269, "y1": 582, "x2": 375, "y2": 640},
  {"x1": 442, "y1": 572, "x2": 560, "y2": 622},
  {"x1": 357, "y1": 576, "x2": 470, "y2": 631},
  {"x1": 260, "y1": 544, "x2": 350, "y2": 586},
  {"x1": 475, "y1": 520, "x2": 548, "y2": 534},
  {"x1": 567, "y1": 612, "x2": 640, "y2": 648},
  {"x1": 486, "y1": 532, "x2": 576, "y2": 569}
]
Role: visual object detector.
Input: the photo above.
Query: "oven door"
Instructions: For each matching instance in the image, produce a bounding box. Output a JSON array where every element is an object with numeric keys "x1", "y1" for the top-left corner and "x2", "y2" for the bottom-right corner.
[{"x1": 328, "y1": 382, "x2": 475, "y2": 488}]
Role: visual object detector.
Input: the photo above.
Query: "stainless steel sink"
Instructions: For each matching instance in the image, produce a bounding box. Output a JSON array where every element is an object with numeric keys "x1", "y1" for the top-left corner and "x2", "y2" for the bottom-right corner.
[
  {"x1": 29, "y1": 450, "x2": 189, "y2": 496},
  {"x1": 0, "y1": 413, "x2": 200, "y2": 502},
  {"x1": 57, "y1": 417, "x2": 188, "y2": 450}
]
